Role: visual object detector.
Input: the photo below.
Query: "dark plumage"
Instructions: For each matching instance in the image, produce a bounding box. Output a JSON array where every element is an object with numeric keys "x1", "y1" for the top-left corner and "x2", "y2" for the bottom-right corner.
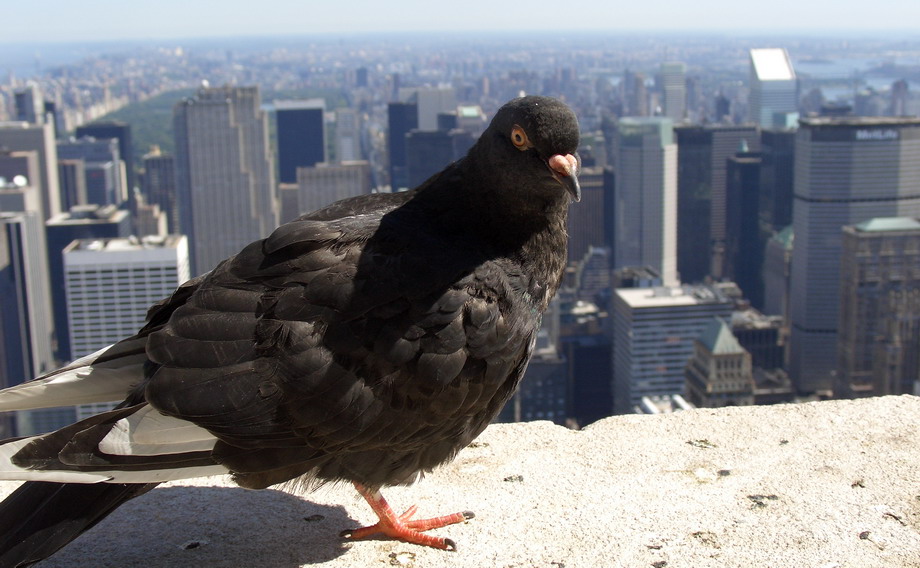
[{"x1": 0, "y1": 95, "x2": 580, "y2": 565}]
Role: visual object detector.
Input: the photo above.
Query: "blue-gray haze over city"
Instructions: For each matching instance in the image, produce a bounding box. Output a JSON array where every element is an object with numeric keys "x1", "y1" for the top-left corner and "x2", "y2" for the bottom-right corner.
[{"x1": 1, "y1": 23, "x2": 920, "y2": 432}]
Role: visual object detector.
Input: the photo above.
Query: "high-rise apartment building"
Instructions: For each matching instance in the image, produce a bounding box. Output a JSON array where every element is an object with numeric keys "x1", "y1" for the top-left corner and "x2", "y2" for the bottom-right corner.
[
  {"x1": 276, "y1": 99, "x2": 326, "y2": 184},
  {"x1": 789, "y1": 117, "x2": 920, "y2": 394},
  {"x1": 612, "y1": 285, "x2": 732, "y2": 413},
  {"x1": 174, "y1": 85, "x2": 277, "y2": 275},
  {"x1": 837, "y1": 217, "x2": 920, "y2": 398},
  {"x1": 675, "y1": 125, "x2": 760, "y2": 282},
  {"x1": 63, "y1": 235, "x2": 190, "y2": 419},
  {"x1": 748, "y1": 48, "x2": 798, "y2": 128},
  {"x1": 613, "y1": 117, "x2": 678, "y2": 287}
]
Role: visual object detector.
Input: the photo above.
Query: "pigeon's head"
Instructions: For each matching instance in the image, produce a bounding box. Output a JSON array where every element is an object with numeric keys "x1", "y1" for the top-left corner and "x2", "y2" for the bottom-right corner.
[{"x1": 488, "y1": 96, "x2": 581, "y2": 202}]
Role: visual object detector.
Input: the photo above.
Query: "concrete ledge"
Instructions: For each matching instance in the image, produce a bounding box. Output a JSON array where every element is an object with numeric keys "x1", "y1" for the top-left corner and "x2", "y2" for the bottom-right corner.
[{"x1": 3, "y1": 395, "x2": 919, "y2": 567}]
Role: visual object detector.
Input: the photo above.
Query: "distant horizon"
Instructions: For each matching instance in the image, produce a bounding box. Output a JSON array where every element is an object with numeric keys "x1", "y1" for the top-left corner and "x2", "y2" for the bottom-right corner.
[
  {"x1": 3, "y1": 27, "x2": 919, "y2": 48},
  {"x1": 3, "y1": 0, "x2": 918, "y2": 45}
]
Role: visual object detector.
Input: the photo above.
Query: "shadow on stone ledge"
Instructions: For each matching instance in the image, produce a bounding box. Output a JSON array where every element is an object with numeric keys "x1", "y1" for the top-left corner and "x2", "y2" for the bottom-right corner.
[{"x1": 1, "y1": 395, "x2": 918, "y2": 567}]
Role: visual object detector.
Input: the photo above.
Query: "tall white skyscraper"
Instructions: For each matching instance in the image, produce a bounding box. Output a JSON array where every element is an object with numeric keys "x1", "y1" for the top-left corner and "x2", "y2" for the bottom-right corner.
[
  {"x1": 613, "y1": 117, "x2": 678, "y2": 286},
  {"x1": 659, "y1": 62, "x2": 687, "y2": 122},
  {"x1": 63, "y1": 235, "x2": 190, "y2": 419},
  {"x1": 612, "y1": 285, "x2": 732, "y2": 414},
  {"x1": 174, "y1": 86, "x2": 277, "y2": 275},
  {"x1": 789, "y1": 117, "x2": 920, "y2": 394},
  {"x1": 748, "y1": 48, "x2": 798, "y2": 128}
]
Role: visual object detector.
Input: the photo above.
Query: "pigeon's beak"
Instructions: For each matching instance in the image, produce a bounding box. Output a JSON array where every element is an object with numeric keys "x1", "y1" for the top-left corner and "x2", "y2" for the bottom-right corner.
[{"x1": 548, "y1": 153, "x2": 581, "y2": 202}]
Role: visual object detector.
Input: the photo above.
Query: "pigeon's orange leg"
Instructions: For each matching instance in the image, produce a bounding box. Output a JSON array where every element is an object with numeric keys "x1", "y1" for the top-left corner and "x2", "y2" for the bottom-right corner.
[{"x1": 341, "y1": 483, "x2": 474, "y2": 551}]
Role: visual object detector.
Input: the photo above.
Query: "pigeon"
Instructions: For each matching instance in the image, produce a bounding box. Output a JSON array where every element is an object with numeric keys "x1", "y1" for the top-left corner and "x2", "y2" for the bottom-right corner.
[{"x1": 0, "y1": 95, "x2": 580, "y2": 566}]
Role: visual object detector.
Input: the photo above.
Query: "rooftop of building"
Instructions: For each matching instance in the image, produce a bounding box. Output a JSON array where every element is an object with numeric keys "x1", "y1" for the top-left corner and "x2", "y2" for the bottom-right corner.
[
  {"x1": 6, "y1": 395, "x2": 917, "y2": 567},
  {"x1": 750, "y1": 48, "x2": 795, "y2": 81},
  {"x1": 615, "y1": 284, "x2": 730, "y2": 309},
  {"x1": 274, "y1": 98, "x2": 326, "y2": 111},
  {"x1": 64, "y1": 234, "x2": 186, "y2": 254},
  {"x1": 47, "y1": 204, "x2": 129, "y2": 225},
  {"x1": 731, "y1": 308, "x2": 783, "y2": 330},
  {"x1": 852, "y1": 217, "x2": 920, "y2": 233},
  {"x1": 800, "y1": 115, "x2": 920, "y2": 127},
  {"x1": 698, "y1": 317, "x2": 746, "y2": 355},
  {"x1": 770, "y1": 225, "x2": 794, "y2": 249}
]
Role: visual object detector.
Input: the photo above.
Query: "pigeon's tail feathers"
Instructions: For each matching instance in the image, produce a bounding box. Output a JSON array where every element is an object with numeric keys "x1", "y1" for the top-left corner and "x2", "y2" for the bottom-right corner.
[
  {"x1": 0, "y1": 338, "x2": 147, "y2": 412},
  {"x1": 0, "y1": 404, "x2": 227, "y2": 484},
  {"x1": 0, "y1": 480, "x2": 157, "y2": 568}
]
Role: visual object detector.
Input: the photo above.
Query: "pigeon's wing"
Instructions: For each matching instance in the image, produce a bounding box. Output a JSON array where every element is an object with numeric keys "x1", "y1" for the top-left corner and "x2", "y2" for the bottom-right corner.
[
  {"x1": 0, "y1": 276, "x2": 202, "y2": 413},
  {"x1": 140, "y1": 201, "x2": 541, "y2": 489}
]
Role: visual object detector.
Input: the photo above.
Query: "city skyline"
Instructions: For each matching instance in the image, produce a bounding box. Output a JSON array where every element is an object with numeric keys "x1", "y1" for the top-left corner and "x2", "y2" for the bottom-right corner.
[{"x1": 2, "y1": 0, "x2": 919, "y2": 45}]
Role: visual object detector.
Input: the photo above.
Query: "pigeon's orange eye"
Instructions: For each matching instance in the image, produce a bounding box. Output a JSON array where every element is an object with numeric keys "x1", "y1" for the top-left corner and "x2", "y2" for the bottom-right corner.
[{"x1": 511, "y1": 126, "x2": 529, "y2": 149}]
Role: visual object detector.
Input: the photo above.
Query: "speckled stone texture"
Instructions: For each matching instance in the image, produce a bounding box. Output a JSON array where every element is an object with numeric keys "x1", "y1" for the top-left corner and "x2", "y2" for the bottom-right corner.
[{"x1": 3, "y1": 395, "x2": 918, "y2": 567}]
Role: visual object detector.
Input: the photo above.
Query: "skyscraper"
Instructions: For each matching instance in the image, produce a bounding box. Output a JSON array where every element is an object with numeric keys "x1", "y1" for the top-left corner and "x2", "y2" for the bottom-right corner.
[
  {"x1": 142, "y1": 147, "x2": 178, "y2": 233},
  {"x1": 0, "y1": 120, "x2": 61, "y2": 220},
  {"x1": 762, "y1": 225, "x2": 793, "y2": 318},
  {"x1": 659, "y1": 62, "x2": 687, "y2": 122},
  {"x1": 725, "y1": 151, "x2": 766, "y2": 307},
  {"x1": 612, "y1": 285, "x2": 732, "y2": 414},
  {"x1": 275, "y1": 99, "x2": 326, "y2": 184},
  {"x1": 334, "y1": 107, "x2": 362, "y2": 162},
  {"x1": 748, "y1": 48, "x2": 798, "y2": 128},
  {"x1": 57, "y1": 136, "x2": 126, "y2": 207},
  {"x1": 789, "y1": 117, "x2": 920, "y2": 394},
  {"x1": 414, "y1": 87, "x2": 457, "y2": 131},
  {"x1": 675, "y1": 125, "x2": 760, "y2": 282},
  {"x1": 759, "y1": 128, "x2": 796, "y2": 231},
  {"x1": 404, "y1": 128, "x2": 474, "y2": 189},
  {"x1": 613, "y1": 117, "x2": 678, "y2": 286},
  {"x1": 45, "y1": 205, "x2": 133, "y2": 362},
  {"x1": 0, "y1": 208, "x2": 56, "y2": 437},
  {"x1": 281, "y1": 161, "x2": 372, "y2": 222},
  {"x1": 622, "y1": 70, "x2": 649, "y2": 117},
  {"x1": 837, "y1": 217, "x2": 920, "y2": 398},
  {"x1": 63, "y1": 235, "x2": 190, "y2": 419},
  {"x1": 13, "y1": 84, "x2": 43, "y2": 125},
  {"x1": 57, "y1": 159, "x2": 87, "y2": 210},
  {"x1": 566, "y1": 166, "x2": 611, "y2": 264},
  {"x1": 75, "y1": 121, "x2": 135, "y2": 195},
  {"x1": 174, "y1": 85, "x2": 277, "y2": 275},
  {"x1": 387, "y1": 101, "x2": 418, "y2": 191}
]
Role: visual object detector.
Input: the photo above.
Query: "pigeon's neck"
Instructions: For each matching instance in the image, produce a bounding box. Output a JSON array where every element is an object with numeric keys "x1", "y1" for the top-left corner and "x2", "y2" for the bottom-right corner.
[{"x1": 417, "y1": 155, "x2": 571, "y2": 299}]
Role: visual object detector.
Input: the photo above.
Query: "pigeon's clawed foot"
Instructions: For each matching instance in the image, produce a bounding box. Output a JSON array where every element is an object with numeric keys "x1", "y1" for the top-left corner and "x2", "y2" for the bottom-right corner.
[{"x1": 342, "y1": 483, "x2": 475, "y2": 551}]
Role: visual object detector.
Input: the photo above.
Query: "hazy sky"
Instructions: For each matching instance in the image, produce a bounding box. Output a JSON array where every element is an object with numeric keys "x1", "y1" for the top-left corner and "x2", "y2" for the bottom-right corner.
[{"x1": 4, "y1": 0, "x2": 919, "y2": 43}]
